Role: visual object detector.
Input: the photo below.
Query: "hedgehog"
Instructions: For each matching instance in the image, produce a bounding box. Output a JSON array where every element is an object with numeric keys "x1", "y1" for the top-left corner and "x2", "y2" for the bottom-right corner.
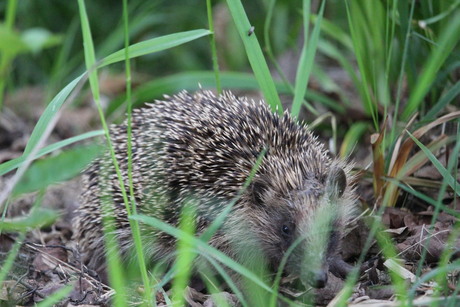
[{"x1": 73, "y1": 90, "x2": 357, "y2": 290}]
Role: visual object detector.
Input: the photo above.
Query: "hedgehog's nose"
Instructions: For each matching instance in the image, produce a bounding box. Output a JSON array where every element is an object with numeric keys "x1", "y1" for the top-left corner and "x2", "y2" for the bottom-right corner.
[{"x1": 311, "y1": 270, "x2": 328, "y2": 288}]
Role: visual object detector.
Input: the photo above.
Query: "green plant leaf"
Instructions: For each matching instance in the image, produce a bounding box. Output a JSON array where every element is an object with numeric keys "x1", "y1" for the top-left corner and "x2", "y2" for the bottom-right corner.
[
  {"x1": 21, "y1": 28, "x2": 62, "y2": 54},
  {"x1": 21, "y1": 29, "x2": 212, "y2": 162},
  {"x1": 102, "y1": 29, "x2": 211, "y2": 67},
  {"x1": 291, "y1": 0, "x2": 325, "y2": 118},
  {"x1": 422, "y1": 81, "x2": 460, "y2": 121},
  {"x1": 339, "y1": 122, "x2": 369, "y2": 158},
  {"x1": 0, "y1": 25, "x2": 29, "y2": 56},
  {"x1": 13, "y1": 144, "x2": 102, "y2": 196},
  {"x1": 172, "y1": 204, "x2": 197, "y2": 306},
  {"x1": 79, "y1": 0, "x2": 99, "y2": 101},
  {"x1": 22, "y1": 75, "x2": 84, "y2": 157},
  {"x1": 312, "y1": 14, "x2": 353, "y2": 50},
  {"x1": 407, "y1": 131, "x2": 460, "y2": 198},
  {"x1": 0, "y1": 208, "x2": 58, "y2": 231},
  {"x1": 0, "y1": 130, "x2": 104, "y2": 177},
  {"x1": 225, "y1": 0, "x2": 282, "y2": 113}
]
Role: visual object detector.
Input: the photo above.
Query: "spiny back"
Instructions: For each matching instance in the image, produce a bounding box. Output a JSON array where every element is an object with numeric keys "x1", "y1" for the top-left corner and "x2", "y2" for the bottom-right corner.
[
  {"x1": 74, "y1": 90, "x2": 350, "y2": 274},
  {"x1": 133, "y1": 90, "x2": 331, "y2": 200}
]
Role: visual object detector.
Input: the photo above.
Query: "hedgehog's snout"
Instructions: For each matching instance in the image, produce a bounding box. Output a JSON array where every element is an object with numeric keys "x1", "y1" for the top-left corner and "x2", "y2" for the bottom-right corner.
[
  {"x1": 300, "y1": 262, "x2": 329, "y2": 288},
  {"x1": 285, "y1": 250, "x2": 330, "y2": 288},
  {"x1": 309, "y1": 269, "x2": 328, "y2": 288}
]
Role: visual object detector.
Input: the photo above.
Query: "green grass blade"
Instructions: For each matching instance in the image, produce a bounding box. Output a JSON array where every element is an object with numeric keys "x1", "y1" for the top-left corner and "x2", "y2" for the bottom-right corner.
[
  {"x1": 0, "y1": 130, "x2": 104, "y2": 176},
  {"x1": 78, "y1": 0, "x2": 99, "y2": 101},
  {"x1": 407, "y1": 131, "x2": 460, "y2": 198},
  {"x1": 291, "y1": 0, "x2": 325, "y2": 118},
  {"x1": 77, "y1": 1, "x2": 127, "y2": 305},
  {"x1": 129, "y1": 9, "x2": 153, "y2": 307},
  {"x1": 206, "y1": 0, "x2": 222, "y2": 94},
  {"x1": 121, "y1": 0, "x2": 153, "y2": 304},
  {"x1": 339, "y1": 122, "x2": 369, "y2": 158},
  {"x1": 18, "y1": 29, "x2": 211, "y2": 167},
  {"x1": 131, "y1": 214, "x2": 273, "y2": 293},
  {"x1": 0, "y1": 73, "x2": 87, "y2": 209},
  {"x1": 5, "y1": 0, "x2": 17, "y2": 29},
  {"x1": 225, "y1": 0, "x2": 282, "y2": 113},
  {"x1": 106, "y1": 70, "x2": 343, "y2": 117},
  {"x1": 200, "y1": 254, "x2": 248, "y2": 307},
  {"x1": 0, "y1": 233, "x2": 25, "y2": 284},
  {"x1": 16, "y1": 28, "x2": 210, "y2": 172},
  {"x1": 316, "y1": 40, "x2": 360, "y2": 102},
  {"x1": 391, "y1": 0, "x2": 413, "y2": 140},
  {"x1": 409, "y1": 262, "x2": 460, "y2": 299},
  {"x1": 313, "y1": 14, "x2": 353, "y2": 50},
  {"x1": 171, "y1": 204, "x2": 197, "y2": 306},
  {"x1": 422, "y1": 81, "x2": 460, "y2": 121},
  {"x1": 419, "y1": 1, "x2": 460, "y2": 27},
  {"x1": 410, "y1": 130, "x2": 460, "y2": 298},
  {"x1": 262, "y1": 0, "x2": 323, "y2": 117},
  {"x1": 22, "y1": 75, "x2": 85, "y2": 157},
  {"x1": 401, "y1": 12, "x2": 460, "y2": 120},
  {"x1": 390, "y1": 180, "x2": 458, "y2": 218},
  {"x1": 345, "y1": 0, "x2": 379, "y2": 130},
  {"x1": 102, "y1": 29, "x2": 211, "y2": 67}
]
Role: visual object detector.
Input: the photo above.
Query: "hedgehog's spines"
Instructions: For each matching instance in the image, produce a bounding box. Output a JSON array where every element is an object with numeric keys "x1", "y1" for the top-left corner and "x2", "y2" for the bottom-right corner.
[{"x1": 74, "y1": 89, "x2": 357, "y2": 287}]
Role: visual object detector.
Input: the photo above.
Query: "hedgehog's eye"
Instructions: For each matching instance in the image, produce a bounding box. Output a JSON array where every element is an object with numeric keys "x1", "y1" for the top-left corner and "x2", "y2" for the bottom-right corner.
[{"x1": 282, "y1": 225, "x2": 291, "y2": 235}]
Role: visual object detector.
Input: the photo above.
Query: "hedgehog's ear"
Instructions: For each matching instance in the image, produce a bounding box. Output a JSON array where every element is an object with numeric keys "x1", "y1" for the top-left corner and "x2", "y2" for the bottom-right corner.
[
  {"x1": 249, "y1": 179, "x2": 267, "y2": 206},
  {"x1": 325, "y1": 167, "x2": 347, "y2": 199}
]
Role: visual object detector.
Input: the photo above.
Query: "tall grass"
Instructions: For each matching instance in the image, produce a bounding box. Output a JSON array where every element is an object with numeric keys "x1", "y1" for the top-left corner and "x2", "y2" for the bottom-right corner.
[
  {"x1": 77, "y1": 0, "x2": 129, "y2": 304},
  {"x1": 290, "y1": 0, "x2": 325, "y2": 119},
  {"x1": 225, "y1": 0, "x2": 282, "y2": 113}
]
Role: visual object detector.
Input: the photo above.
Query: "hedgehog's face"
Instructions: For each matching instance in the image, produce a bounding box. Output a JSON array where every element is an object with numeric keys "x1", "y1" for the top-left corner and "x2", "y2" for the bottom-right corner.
[{"x1": 248, "y1": 166, "x2": 348, "y2": 288}]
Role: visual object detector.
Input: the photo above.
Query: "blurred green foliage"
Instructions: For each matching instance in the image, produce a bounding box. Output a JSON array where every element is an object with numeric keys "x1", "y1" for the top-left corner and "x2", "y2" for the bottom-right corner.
[
  {"x1": 0, "y1": 0, "x2": 310, "y2": 91},
  {"x1": 2, "y1": 1, "x2": 458, "y2": 127}
]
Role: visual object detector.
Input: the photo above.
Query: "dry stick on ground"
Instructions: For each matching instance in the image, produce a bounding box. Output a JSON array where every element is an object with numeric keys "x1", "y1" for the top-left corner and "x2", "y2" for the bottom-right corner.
[{"x1": 25, "y1": 242, "x2": 113, "y2": 293}]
